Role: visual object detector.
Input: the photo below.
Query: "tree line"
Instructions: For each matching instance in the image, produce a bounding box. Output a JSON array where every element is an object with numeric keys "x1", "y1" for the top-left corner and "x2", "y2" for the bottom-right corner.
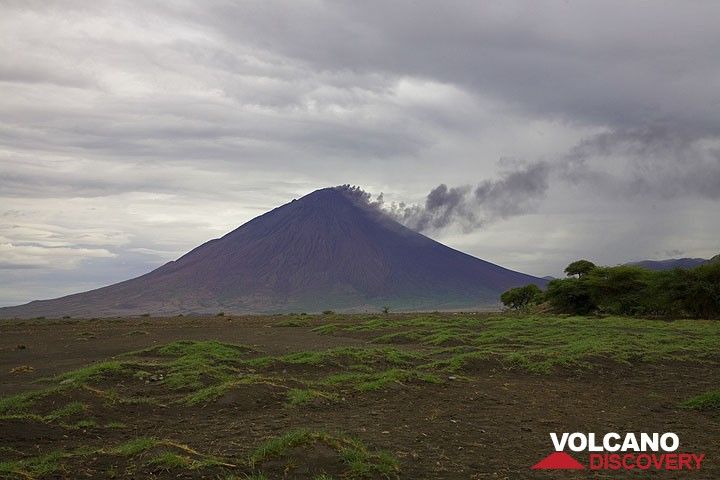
[{"x1": 501, "y1": 257, "x2": 720, "y2": 319}]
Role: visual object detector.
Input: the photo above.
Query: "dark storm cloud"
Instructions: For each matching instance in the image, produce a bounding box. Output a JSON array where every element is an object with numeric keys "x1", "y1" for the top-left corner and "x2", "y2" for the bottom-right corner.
[{"x1": 179, "y1": 1, "x2": 720, "y2": 128}]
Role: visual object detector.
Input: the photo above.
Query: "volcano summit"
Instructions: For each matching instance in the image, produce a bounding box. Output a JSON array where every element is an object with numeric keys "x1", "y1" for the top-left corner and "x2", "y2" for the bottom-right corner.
[{"x1": 1, "y1": 187, "x2": 545, "y2": 317}]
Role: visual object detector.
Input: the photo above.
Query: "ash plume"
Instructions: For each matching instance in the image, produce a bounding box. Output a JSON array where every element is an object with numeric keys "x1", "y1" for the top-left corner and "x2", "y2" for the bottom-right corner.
[
  {"x1": 337, "y1": 161, "x2": 551, "y2": 233},
  {"x1": 338, "y1": 125, "x2": 720, "y2": 234}
]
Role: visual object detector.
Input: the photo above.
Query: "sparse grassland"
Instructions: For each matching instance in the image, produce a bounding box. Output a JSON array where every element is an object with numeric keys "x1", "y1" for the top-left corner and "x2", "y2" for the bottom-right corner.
[
  {"x1": 321, "y1": 313, "x2": 720, "y2": 373},
  {"x1": 0, "y1": 312, "x2": 718, "y2": 479}
]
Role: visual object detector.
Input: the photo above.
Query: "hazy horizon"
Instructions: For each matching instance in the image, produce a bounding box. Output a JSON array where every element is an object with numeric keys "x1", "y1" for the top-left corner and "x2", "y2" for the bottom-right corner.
[{"x1": 2, "y1": 1, "x2": 720, "y2": 306}]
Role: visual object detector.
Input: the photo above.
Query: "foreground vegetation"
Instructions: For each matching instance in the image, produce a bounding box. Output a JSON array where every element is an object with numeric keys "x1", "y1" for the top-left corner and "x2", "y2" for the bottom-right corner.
[
  {"x1": 1, "y1": 311, "x2": 719, "y2": 478},
  {"x1": 503, "y1": 257, "x2": 720, "y2": 318}
]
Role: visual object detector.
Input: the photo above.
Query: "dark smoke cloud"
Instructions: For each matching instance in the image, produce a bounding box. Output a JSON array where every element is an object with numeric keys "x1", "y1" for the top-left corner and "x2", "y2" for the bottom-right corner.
[
  {"x1": 474, "y1": 162, "x2": 551, "y2": 218},
  {"x1": 387, "y1": 184, "x2": 476, "y2": 231},
  {"x1": 396, "y1": 162, "x2": 550, "y2": 232},
  {"x1": 339, "y1": 161, "x2": 551, "y2": 233}
]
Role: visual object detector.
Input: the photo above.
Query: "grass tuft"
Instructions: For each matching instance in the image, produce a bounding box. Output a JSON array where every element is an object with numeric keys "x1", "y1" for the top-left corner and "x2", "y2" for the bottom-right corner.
[
  {"x1": 0, "y1": 390, "x2": 51, "y2": 415},
  {"x1": 0, "y1": 450, "x2": 66, "y2": 477},
  {"x1": 149, "y1": 452, "x2": 192, "y2": 469},
  {"x1": 54, "y1": 361, "x2": 125, "y2": 384},
  {"x1": 312, "y1": 324, "x2": 338, "y2": 334},
  {"x1": 109, "y1": 437, "x2": 158, "y2": 456},
  {"x1": 249, "y1": 429, "x2": 398, "y2": 478},
  {"x1": 683, "y1": 389, "x2": 720, "y2": 410},
  {"x1": 322, "y1": 369, "x2": 440, "y2": 392},
  {"x1": 46, "y1": 401, "x2": 86, "y2": 420},
  {"x1": 250, "y1": 428, "x2": 314, "y2": 465}
]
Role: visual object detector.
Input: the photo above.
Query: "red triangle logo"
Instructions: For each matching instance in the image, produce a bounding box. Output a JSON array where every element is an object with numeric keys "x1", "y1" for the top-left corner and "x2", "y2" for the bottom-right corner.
[{"x1": 531, "y1": 451, "x2": 585, "y2": 470}]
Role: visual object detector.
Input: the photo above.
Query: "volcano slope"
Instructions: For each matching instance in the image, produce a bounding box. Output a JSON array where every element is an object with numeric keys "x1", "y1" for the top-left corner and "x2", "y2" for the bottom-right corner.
[
  {"x1": 1, "y1": 312, "x2": 719, "y2": 479},
  {"x1": 0, "y1": 187, "x2": 545, "y2": 318}
]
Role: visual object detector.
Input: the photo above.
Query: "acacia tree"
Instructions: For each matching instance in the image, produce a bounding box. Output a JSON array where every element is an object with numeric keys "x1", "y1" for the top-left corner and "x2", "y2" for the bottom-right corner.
[{"x1": 564, "y1": 259, "x2": 596, "y2": 277}]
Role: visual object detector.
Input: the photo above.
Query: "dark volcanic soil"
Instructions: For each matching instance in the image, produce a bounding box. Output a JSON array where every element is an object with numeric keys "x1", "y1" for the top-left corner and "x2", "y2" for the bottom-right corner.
[{"x1": 1, "y1": 314, "x2": 718, "y2": 479}]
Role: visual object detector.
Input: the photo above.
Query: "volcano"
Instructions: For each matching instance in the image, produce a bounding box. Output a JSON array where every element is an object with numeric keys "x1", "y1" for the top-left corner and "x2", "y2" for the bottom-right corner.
[{"x1": 1, "y1": 187, "x2": 546, "y2": 317}]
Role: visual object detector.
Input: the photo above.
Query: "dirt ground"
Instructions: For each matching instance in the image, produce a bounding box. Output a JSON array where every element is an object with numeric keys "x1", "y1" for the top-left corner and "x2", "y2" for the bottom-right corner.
[{"x1": 1, "y1": 314, "x2": 718, "y2": 479}]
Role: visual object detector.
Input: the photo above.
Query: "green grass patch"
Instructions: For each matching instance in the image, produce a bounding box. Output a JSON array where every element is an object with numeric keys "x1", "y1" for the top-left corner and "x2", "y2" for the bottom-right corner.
[
  {"x1": 74, "y1": 419, "x2": 97, "y2": 428},
  {"x1": 371, "y1": 331, "x2": 422, "y2": 344},
  {"x1": 46, "y1": 401, "x2": 86, "y2": 420},
  {"x1": 0, "y1": 389, "x2": 54, "y2": 415},
  {"x1": 132, "y1": 341, "x2": 252, "y2": 390},
  {"x1": 345, "y1": 318, "x2": 394, "y2": 331},
  {"x1": 152, "y1": 340, "x2": 249, "y2": 360},
  {"x1": 249, "y1": 429, "x2": 317, "y2": 465},
  {"x1": 249, "y1": 429, "x2": 398, "y2": 478},
  {"x1": 0, "y1": 436, "x2": 230, "y2": 478},
  {"x1": 54, "y1": 361, "x2": 125, "y2": 385},
  {"x1": 339, "y1": 439, "x2": 398, "y2": 478},
  {"x1": 311, "y1": 324, "x2": 338, "y2": 334},
  {"x1": 109, "y1": 437, "x2": 158, "y2": 456},
  {"x1": 0, "y1": 450, "x2": 67, "y2": 478},
  {"x1": 285, "y1": 388, "x2": 337, "y2": 406},
  {"x1": 332, "y1": 313, "x2": 720, "y2": 373},
  {"x1": 322, "y1": 369, "x2": 441, "y2": 392},
  {"x1": 149, "y1": 452, "x2": 192, "y2": 469},
  {"x1": 683, "y1": 389, "x2": 720, "y2": 410},
  {"x1": 0, "y1": 402, "x2": 95, "y2": 427},
  {"x1": 180, "y1": 375, "x2": 265, "y2": 405},
  {"x1": 245, "y1": 347, "x2": 423, "y2": 370}
]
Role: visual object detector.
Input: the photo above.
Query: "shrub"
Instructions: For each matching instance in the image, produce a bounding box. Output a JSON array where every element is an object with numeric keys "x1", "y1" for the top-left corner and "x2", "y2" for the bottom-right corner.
[
  {"x1": 544, "y1": 278, "x2": 596, "y2": 315},
  {"x1": 500, "y1": 284, "x2": 543, "y2": 310},
  {"x1": 541, "y1": 258, "x2": 720, "y2": 318}
]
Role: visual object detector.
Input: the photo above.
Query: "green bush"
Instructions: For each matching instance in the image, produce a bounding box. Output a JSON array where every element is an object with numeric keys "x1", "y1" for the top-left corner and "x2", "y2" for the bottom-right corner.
[
  {"x1": 505, "y1": 257, "x2": 720, "y2": 319},
  {"x1": 500, "y1": 284, "x2": 543, "y2": 310},
  {"x1": 545, "y1": 277, "x2": 596, "y2": 315}
]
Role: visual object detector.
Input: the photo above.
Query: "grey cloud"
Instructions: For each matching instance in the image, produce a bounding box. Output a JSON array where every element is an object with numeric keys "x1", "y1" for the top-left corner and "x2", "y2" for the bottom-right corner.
[
  {"x1": 562, "y1": 125, "x2": 720, "y2": 200},
  {"x1": 177, "y1": 1, "x2": 720, "y2": 128}
]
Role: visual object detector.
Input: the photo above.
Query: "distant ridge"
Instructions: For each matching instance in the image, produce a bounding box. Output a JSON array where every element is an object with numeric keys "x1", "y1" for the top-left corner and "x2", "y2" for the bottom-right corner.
[
  {"x1": 627, "y1": 257, "x2": 709, "y2": 271},
  {"x1": 0, "y1": 187, "x2": 546, "y2": 318}
]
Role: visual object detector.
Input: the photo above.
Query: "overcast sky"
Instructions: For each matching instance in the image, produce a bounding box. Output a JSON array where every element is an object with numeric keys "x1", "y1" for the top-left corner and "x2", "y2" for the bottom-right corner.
[{"x1": 2, "y1": 1, "x2": 720, "y2": 306}]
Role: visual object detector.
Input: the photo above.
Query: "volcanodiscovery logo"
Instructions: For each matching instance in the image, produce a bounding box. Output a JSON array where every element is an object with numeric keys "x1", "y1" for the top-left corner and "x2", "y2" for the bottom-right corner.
[{"x1": 532, "y1": 432, "x2": 705, "y2": 472}]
